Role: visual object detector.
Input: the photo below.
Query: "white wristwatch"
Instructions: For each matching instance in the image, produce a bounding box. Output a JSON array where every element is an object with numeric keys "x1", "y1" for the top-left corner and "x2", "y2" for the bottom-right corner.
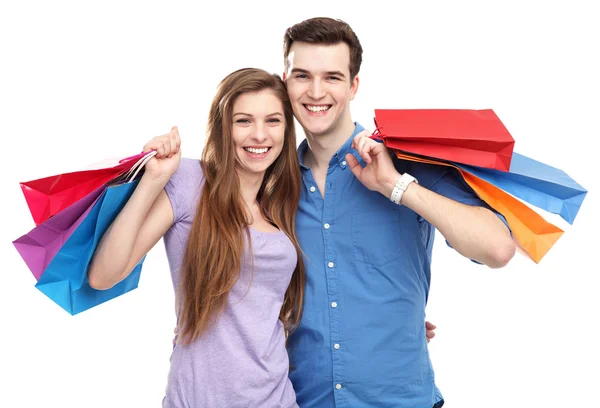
[{"x1": 389, "y1": 173, "x2": 418, "y2": 205}]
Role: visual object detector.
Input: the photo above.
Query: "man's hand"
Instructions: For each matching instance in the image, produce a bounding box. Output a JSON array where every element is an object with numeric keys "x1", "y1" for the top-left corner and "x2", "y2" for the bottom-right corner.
[
  {"x1": 426, "y1": 321, "x2": 437, "y2": 343},
  {"x1": 345, "y1": 130, "x2": 400, "y2": 198}
]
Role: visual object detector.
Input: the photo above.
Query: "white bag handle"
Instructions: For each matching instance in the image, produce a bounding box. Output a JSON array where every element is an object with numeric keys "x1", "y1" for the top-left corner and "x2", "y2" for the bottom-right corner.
[
  {"x1": 110, "y1": 150, "x2": 158, "y2": 185},
  {"x1": 127, "y1": 150, "x2": 157, "y2": 183}
]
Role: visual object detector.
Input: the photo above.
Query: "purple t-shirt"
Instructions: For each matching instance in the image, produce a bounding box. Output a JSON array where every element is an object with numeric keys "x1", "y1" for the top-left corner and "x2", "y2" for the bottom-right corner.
[{"x1": 161, "y1": 158, "x2": 299, "y2": 408}]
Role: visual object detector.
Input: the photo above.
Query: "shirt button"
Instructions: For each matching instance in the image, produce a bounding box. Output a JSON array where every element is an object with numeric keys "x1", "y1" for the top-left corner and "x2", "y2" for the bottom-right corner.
[
  {"x1": 342, "y1": 160, "x2": 347, "y2": 166},
  {"x1": 335, "y1": 384, "x2": 342, "y2": 390},
  {"x1": 328, "y1": 262, "x2": 334, "y2": 268},
  {"x1": 334, "y1": 343, "x2": 340, "y2": 349},
  {"x1": 331, "y1": 302, "x2": 338, "y2": 308},
  {"x1": 310, "y1": 186, "x2": 316, "y2": 192},
  {"x1": 324, "y1": 223, "x2": 330, "y2": 229}
]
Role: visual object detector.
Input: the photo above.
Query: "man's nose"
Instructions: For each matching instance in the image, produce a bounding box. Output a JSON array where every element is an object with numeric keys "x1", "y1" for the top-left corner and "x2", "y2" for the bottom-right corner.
[{"x1": 307, "y1": 80, "x2": 326, "y2": 100}]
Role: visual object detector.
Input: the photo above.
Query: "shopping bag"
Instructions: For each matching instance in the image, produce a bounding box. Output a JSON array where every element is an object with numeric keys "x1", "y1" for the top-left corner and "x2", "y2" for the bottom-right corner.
[
  {"x1": 20, "y1": 151, "x2": 148, "y2": 226},
  {"x1": 34, "y1": 179, "x2": 145, "y2": 315},
  {"x1": 394, "y1": 152, "x2": 564, "y2": 263},
  {"x1": 373, "y1": 109, "x2": 515, "y2": 171},
  {"x1": 13, "y1": 184, "x2": 105, "y2": 280},
  {"x1": 453, "y1": 153, "x2": 587, "y2": 225}
]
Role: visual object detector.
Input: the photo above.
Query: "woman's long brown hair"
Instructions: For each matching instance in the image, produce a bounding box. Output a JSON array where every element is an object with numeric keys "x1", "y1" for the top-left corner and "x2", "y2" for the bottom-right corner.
[{"x1": 177, "y1": 68, "x2": 305, "y2": 345}]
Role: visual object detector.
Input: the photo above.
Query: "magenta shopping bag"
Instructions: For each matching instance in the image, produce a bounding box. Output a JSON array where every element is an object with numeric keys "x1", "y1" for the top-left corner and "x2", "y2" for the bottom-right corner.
[{"x1": 13, "y1": 185, "x2": 105, "y2": 280}]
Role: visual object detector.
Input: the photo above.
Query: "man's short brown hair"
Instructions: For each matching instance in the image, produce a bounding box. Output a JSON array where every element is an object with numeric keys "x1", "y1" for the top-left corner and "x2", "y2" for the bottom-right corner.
[{"x1": 283, "y1": 17, "x2": 363, "y2": 80}]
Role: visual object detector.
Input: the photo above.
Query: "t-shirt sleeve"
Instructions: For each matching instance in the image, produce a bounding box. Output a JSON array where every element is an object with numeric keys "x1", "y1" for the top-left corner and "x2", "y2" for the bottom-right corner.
[{"x1": 163, "y1": 158, "x2": 204, "y2": 224}]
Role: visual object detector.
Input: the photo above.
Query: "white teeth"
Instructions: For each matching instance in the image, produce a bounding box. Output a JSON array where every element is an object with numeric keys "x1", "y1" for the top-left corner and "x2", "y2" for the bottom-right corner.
[
  {"x1": 244, "y1": 147, "x2": 269, "y2": 154},
  {"x1": 306, "y1": 105, "x2": 330, "y2": 112}
]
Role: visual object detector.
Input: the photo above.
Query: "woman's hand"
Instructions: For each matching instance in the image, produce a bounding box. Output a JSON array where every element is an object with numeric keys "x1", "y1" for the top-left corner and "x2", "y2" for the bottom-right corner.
[{"x1": 142, "y1": 126, "x2": 182, "y2": 183}]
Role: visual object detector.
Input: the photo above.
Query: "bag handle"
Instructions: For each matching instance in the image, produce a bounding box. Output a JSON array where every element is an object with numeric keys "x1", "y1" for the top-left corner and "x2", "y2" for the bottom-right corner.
[{"x1": 126, "y1": 150, "x2": 157, "y2": 182}]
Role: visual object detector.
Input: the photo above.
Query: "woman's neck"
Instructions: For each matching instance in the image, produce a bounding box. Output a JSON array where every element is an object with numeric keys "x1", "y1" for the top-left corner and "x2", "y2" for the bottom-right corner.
[{"x1": 236, "y1": 168, "x2": 264, "y2": 214}]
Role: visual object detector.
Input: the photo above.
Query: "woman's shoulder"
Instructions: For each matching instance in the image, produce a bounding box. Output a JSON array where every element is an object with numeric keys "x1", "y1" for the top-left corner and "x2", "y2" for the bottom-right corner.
[
  {"x1": 173, "y1": 157, "x2": 204, "y2": 182},
  {"x1": 165, "y1": 157, "x2": 204, "y2": 223}
]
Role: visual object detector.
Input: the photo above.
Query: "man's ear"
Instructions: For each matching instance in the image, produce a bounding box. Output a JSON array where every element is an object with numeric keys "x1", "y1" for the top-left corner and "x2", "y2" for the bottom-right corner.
[
  {"x1": 350, "y1": 75, "x2": 360, "y2": 101},
  {"x1": 282, "y1": 72, "x2": 287, "y2": 81}
]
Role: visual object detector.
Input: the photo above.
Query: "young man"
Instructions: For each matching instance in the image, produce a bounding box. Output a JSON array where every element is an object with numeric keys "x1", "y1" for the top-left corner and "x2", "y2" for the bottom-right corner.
[{"x1": 282, "y1": 17, "x2": 516, "y2": 408}]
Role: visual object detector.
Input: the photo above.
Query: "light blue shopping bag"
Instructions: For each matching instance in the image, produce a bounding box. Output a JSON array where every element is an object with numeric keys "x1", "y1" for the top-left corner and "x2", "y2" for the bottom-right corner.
[
  {"x1": 455, "y1": 152, "x2": 587, "y2": 224},
  {"x1": 35, "y1": 180, "x2": 145, "y2": 315}
]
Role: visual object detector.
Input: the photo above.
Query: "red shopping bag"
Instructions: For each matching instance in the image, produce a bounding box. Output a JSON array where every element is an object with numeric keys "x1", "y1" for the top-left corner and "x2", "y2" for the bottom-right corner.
[
  {"x1": 20, "y1": 151, "x2": 149, "y2": 226},
  {"x1": 373, "y1": 109, "x2": 515, "y2": 171}
]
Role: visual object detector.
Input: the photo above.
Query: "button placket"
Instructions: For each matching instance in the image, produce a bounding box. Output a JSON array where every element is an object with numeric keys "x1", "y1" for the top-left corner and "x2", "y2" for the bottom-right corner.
[
  {"x1": 302, "y1": 171, "x2": 323, "y2": 213},
  {"x1": 321, "y1": 177, "x2": 346, "y2": 406}
]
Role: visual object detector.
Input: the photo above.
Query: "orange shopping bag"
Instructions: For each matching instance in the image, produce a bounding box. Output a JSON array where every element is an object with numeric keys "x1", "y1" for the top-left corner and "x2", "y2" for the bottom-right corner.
[{"x1": 394, "y1": 152, "x2": 564, "y2": 263}]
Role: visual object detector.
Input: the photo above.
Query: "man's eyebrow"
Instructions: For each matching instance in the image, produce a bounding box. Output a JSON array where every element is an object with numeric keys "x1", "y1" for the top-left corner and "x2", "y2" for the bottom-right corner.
[
  {"x1": 325, "y1": 70, "x2": 346, "y2": 78},
  {"x1": 290, "y1": 68, "x2": 346, "y2": 78},
  {"x1": 290, "y1": 68, "x2": 309, "y2": 74}
]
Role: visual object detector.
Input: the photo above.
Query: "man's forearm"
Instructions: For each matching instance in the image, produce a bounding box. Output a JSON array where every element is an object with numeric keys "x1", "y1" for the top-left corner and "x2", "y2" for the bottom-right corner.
[{"x1": 401, "y1": 182, "x2": 516, "y2": 268}]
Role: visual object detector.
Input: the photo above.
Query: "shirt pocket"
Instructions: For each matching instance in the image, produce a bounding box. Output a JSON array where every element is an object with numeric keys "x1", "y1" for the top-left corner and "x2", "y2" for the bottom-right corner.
[{"x1": 351, "y1": 209, "x2": 404, "y2": 267}]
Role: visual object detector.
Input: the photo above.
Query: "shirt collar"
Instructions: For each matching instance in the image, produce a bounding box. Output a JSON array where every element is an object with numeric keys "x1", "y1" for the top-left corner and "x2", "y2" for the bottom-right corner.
[{"x1": 297, "y1": 122, "x2": 366, "y2": 171}]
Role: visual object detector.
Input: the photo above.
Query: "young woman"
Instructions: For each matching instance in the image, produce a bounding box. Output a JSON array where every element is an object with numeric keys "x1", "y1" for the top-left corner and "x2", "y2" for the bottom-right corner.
[{"x1": 88, "y1": 68, "x2": 305, "y2": 408}]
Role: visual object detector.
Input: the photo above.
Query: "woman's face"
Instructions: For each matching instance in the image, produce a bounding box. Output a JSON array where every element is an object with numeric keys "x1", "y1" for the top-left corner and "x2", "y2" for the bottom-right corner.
[{"x1": 231, "y1": 89, "x2": 286, "y2": 179}]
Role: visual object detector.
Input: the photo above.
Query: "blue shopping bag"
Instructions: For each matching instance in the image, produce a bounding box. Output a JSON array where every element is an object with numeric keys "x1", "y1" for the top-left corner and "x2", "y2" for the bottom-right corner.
[
  {"x1": 455, "y1": 152, "x2": 587, "y2": 224},
  {"x1": 35, "y1": 180, "x2": 145, "y2": 315}
]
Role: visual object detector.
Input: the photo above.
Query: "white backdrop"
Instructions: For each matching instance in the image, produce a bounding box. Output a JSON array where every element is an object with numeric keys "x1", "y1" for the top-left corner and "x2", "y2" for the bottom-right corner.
[{"x1": 1, "y1": 1, "x2": 598, "y2": 407}]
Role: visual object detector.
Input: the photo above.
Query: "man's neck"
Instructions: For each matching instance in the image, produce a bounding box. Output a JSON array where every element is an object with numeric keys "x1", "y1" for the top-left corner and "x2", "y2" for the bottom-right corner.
[{"x1": 303, "y1": 118, "x2": 356, "y2": 171}]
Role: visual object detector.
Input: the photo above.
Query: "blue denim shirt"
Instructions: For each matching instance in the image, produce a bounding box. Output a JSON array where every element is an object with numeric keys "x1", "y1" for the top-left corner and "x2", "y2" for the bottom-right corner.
[{"x1": 288, "y1": 123, "x2": 506, "y2": 407}]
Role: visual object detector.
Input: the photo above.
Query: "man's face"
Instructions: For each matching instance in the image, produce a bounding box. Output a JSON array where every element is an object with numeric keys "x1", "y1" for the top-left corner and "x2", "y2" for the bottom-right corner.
[{"x1": 284, "y1": 41, "x2": 358, "y2": 138}]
